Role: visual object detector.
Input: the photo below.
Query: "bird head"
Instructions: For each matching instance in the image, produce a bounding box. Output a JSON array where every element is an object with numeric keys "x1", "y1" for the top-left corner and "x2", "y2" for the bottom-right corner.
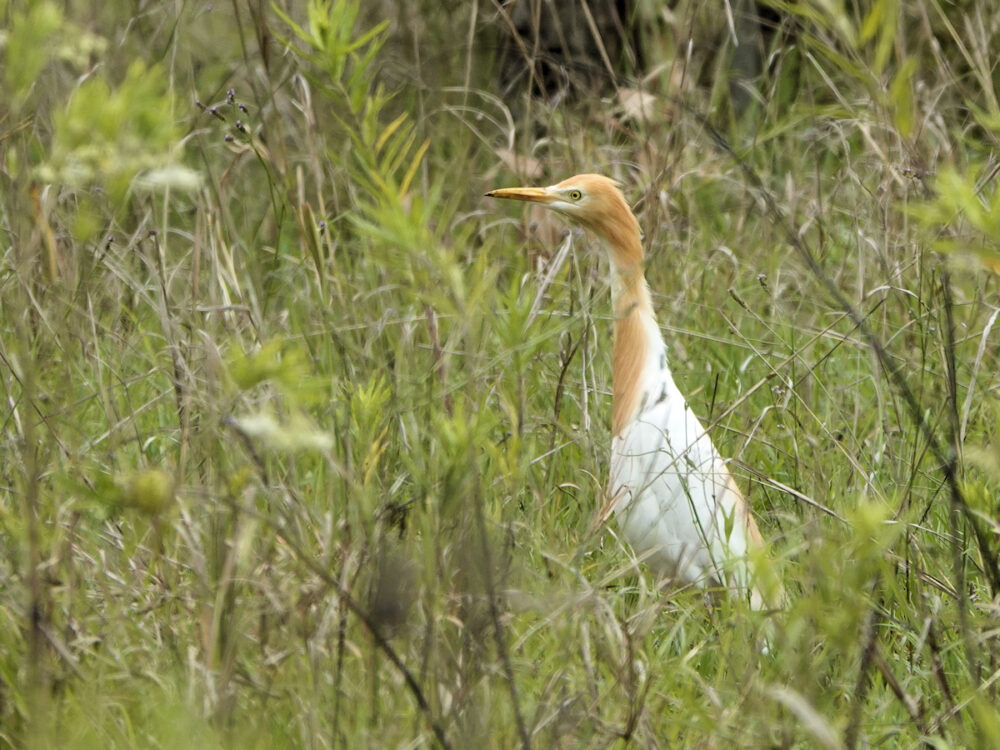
[{"x1": 486, "y1": 173, "x2": 644, "y2": 268}]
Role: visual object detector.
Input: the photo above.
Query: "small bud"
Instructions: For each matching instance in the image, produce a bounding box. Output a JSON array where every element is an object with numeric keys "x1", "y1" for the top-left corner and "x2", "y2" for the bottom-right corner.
[
  {"x1": 123, "y1": 468, "x2": 175, "y2": 516},
  {"x1": 226, "y1": 466, "x2": 254, "y2": 497}
]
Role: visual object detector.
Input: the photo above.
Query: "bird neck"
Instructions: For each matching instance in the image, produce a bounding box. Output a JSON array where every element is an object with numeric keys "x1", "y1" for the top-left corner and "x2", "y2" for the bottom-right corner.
[{"x1": 610, "y1": 263, "x2": 663, "y2": 436}]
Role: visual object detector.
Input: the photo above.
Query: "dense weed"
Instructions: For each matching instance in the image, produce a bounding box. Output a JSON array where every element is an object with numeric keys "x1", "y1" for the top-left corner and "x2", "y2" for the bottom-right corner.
[{"x1": 1, "y1": 0, "x2": 999, "y2": 747}]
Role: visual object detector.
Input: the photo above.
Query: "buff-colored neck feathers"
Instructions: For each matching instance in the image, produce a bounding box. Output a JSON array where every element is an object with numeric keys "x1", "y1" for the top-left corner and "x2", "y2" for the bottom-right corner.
[{"x1": 546, "y1": 176, "x2": 656, "y2": 436}]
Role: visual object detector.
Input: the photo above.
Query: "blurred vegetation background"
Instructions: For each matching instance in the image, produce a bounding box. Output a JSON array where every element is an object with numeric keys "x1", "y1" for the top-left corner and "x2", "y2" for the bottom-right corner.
[{"x1": 2, "y1": 0, "x2": 999, "y2": 747}]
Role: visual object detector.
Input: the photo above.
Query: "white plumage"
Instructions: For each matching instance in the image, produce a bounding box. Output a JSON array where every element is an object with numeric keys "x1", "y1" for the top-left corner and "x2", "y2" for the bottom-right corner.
[{"x1": 606, "y1": 309, "x2": 762, "y2": 606}]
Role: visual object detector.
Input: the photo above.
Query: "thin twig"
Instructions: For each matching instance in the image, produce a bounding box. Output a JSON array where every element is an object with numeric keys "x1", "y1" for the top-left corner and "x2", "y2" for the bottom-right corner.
[
  {"x1": 871, "y1": 645, "x2": 932, "y2": 743},
  {"x1": 940, "y1": 273, "x2": 981, "y2": 682},
  {"x1": 471, "y1": 465, "x2": 533, "y2": 750},
  {"x1": 845, "y1": 601, "x2": 881, "y2": 750},
  {"x1": 262, "y1": 513, "x2": 452, "y2": 750}
]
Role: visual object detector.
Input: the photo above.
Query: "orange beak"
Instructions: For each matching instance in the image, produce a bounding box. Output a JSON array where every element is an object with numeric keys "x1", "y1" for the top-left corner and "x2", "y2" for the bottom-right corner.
[{"x1": 485, "y1": 186, "x2": 555, "y2": 204}]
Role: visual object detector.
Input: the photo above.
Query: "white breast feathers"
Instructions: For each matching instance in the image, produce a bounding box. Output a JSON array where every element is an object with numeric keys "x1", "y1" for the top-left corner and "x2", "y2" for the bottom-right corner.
[{"x1": 608, "y1": 343, "x2": 759, "y2": 603}]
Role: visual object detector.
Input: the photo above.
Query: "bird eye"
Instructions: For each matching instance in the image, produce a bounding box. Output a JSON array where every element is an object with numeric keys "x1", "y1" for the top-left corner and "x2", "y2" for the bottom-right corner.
[{"x1": 568, "y1": 189, "x2": 582, "y2": 201}]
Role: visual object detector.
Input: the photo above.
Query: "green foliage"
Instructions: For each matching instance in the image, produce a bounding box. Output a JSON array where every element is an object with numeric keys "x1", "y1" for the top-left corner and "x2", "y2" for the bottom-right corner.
[
  {"x1": 228, "y1": 340, "x2": 325, "y2": 404},
  {"x1": 273, "y1": 0, "x2": 389, "y2": 115},
  {"x1": 909, "y1": 164, "x2": 1000, "y2": 271},
  {"x1": 2, "y1": 1, "x2": 63, "y2": 98},
  {"x1": 2, "y1": 0, "x2": 110, "y2": 106},
  {"x1": 228, "y1": 342, "x2": 334, "y2": 453},
  {"x1": 37, "y1": 60, "x2": 197, "y2": 202}
]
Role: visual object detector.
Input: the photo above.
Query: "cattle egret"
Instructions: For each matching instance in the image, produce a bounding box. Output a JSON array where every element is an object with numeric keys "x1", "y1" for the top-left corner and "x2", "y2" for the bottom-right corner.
[{"x1": 487, "y1": 174, "x2": 775, "y2": 610}]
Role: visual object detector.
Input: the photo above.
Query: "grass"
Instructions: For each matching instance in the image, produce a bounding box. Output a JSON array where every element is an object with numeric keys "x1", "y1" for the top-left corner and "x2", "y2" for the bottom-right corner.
[{"x1": 2, "y1": 0, "x2": 1000, "y2": 747}]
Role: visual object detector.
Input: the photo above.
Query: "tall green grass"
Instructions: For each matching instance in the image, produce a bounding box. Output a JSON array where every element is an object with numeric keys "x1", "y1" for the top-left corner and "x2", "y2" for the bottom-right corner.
[{"x1": 1, "y1": 0, "x2": 999, "y2": 747}]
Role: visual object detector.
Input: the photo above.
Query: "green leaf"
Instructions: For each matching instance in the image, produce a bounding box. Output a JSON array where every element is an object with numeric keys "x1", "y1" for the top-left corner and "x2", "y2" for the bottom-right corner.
[
  {"x1": 890, "y1": 58, "x2": 916, "y2": 138},
  {"x1": 4, "y1": 1, "x2": 63, "y2": 98}
]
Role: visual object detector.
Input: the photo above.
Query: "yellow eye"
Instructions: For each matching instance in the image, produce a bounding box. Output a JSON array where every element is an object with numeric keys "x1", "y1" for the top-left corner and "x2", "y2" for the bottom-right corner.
[{"x1": 568, "y1": 189, "x2": 582, "y2": 201}]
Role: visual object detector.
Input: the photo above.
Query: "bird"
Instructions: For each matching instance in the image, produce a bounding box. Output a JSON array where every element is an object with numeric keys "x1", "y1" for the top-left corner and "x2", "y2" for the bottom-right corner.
[{"x1": 487, "y1": 173, "x2": 774, "y2": 610}]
